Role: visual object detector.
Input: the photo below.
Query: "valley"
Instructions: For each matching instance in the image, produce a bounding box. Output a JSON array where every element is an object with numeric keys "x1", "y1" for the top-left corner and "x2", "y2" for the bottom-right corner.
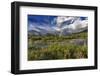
[{"x1": 28, "y1": 32, "x2": 88, "y2": 60}]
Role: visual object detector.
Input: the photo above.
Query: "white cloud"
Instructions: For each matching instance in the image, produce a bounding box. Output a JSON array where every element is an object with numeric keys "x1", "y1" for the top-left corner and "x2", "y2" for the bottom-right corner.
[
  {"x1": 28, "y1": 23, "x2": 41, "y2": 32},
  {"x1": 56, "y1": 16, "x2": 88, "y2": 33},
  {"x1": 28, "y1": 16, "x2": 88, "y2": 35}
]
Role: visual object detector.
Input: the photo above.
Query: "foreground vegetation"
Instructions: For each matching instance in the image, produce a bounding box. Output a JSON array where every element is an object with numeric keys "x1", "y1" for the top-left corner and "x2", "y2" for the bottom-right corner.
[{"x1": 28, "y1": 32, "x2": 88, "y2": 60}]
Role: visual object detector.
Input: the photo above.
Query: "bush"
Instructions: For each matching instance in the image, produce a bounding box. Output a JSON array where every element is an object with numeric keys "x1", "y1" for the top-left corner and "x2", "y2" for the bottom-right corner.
[
  {"x1": 28, "y1": 43, "x2": 88, "y2": 60},
  {"x1": 28, "y1": 32, "x2": 88, "y2": 60}
]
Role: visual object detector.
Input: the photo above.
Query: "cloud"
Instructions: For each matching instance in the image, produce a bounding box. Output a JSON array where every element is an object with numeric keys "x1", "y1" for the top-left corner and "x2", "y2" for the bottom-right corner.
[
  {"x1": 56, "y1": 16, "x2": 88, "y2": 31},
  {"x1": 28, "y1": 15, "x2": 88, "y2": 36}
]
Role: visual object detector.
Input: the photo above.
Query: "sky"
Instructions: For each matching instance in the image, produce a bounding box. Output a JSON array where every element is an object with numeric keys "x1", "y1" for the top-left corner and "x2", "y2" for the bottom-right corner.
[
  {"x1": 28, "y1": 15, "x2": 87, "y2": 27},
  {"x1": 28, "y1": 15, "x2": 57, "y2": 27},
  {"x1": 28, "y1": 15, "x2": 88, "y2": 35}
]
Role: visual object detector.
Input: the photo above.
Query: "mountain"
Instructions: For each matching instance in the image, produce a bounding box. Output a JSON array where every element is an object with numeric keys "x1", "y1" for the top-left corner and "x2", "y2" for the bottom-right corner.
[{"x1": 28, "y1": 16, "x2": 88, "y2": 36}]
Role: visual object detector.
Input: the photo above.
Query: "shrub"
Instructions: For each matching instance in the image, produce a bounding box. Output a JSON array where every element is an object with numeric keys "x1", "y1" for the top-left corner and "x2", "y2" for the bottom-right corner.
[{"x1": 28, "y1": 32, "x2": 88, "y2": 60}]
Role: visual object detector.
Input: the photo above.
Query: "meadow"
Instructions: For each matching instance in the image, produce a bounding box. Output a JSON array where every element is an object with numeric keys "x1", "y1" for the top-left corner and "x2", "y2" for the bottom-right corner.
[{"x1": 28, "y1": 32, "x2": 88, "y2": 60}]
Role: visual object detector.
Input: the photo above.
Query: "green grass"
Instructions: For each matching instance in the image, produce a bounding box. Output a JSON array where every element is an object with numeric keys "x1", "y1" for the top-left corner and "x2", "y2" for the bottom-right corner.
[{"x1": 28, "y1": 32, "x2": 88, "y2": 60}]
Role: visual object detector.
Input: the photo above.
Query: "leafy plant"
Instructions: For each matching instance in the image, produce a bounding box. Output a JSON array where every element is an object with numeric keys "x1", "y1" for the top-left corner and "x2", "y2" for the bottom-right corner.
[{"x1": 28, "y1": 32, "x2": 88, "y2": 60}]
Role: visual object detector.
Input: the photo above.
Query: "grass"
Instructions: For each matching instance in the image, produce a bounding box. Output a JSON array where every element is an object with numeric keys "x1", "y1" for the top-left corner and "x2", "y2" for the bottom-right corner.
[{"x1": 28, "y1": 32, "x2": 88, "y2": 60}]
